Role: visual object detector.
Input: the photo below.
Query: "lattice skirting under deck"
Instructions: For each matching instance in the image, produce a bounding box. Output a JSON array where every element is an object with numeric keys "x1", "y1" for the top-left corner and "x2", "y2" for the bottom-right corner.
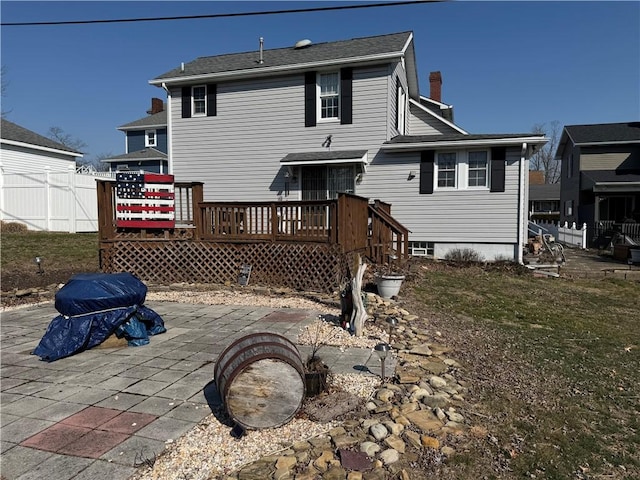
[{"x1": 100, "y1": 241, "x2": 359, "y2": 293}]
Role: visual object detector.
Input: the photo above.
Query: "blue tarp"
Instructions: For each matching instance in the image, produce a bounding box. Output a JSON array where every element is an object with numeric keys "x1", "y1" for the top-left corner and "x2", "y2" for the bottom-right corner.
[{"x1": 33, "y1": 272, "x2": 166, "y2": 362}]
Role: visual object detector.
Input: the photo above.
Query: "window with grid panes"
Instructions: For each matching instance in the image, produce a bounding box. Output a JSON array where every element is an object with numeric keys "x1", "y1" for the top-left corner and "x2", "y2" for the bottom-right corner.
[
  {"x1": 319, "y1": 73, "x2": 339, "y2": 120},
  {"x1": 437, "y1": 152, "x2": 457, "y2": 188},
  {"x1": 192, "y1": 86, "x2": 206, "y2": 115},
  {"x1": 468, "y1": 151, "x2": 488, "y2": 187}
]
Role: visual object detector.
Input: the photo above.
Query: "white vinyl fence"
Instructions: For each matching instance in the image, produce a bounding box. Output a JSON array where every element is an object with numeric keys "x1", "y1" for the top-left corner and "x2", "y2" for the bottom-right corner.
[
  {"x1": 0, "y1": 165, "x2": 112, "y2": 232},
  {"x1": 530, "y1": 220, "x2": 588, "y2": 249}
]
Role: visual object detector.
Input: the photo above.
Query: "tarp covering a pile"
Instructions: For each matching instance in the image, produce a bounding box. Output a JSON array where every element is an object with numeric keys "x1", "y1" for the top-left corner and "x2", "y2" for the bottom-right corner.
[{"x1": 33, "y1": 272, "x2": 166, "y2": 362}]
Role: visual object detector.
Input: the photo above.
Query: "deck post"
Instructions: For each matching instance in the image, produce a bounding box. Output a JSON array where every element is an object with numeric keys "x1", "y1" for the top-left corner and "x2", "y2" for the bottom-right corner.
[{"x1": 192, "y1": 183, "x2": 204, "y2": 240}]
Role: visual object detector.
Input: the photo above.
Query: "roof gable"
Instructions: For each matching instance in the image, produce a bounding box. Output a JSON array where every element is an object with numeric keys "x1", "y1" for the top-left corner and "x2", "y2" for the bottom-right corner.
[
  {"x1": 0, "y1": 119, "x2": 82, "y2": 155},
  {"x1": 151, "y1": 31, "x2": 413, "y2": 85}
]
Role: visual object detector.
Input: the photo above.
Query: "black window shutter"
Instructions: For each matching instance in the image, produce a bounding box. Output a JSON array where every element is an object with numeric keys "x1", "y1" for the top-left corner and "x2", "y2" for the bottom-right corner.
[
  {"x1": 340, "y1": 67, "x2": 353, "y2": 125},
  {"x1": 181, "y1": 87, "x2": 191, "y2": 118},
  {"x1": 490, "y1": 147, "x2": 506, "y2": 192},
  {"x1": 207, "y1": 84, "x2": 217, "y2": 117},
  {"x1": 304, "y1": 72, "x2": 316, "y2": 127},
  {"x1": 420, "y1": 150, "x2": 435, "y2": 194}
]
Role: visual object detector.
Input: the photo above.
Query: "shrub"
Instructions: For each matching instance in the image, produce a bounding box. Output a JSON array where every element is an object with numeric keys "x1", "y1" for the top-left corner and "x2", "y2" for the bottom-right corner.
[
  {"x1": 1, "y1": 221, "x2": 28, "y2": 233},
  {"x1": 444, "y1": 248, "x2": 484, "y2": 263}
]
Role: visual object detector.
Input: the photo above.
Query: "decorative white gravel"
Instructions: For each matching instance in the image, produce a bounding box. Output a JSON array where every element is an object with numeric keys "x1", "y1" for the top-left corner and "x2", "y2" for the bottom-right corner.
[
  {"x1": 131, "y1": 291, "x2": 385, "y2": 479},
  {"x1": 131, "y1": 414, "x2": 338, "y2": 480}
]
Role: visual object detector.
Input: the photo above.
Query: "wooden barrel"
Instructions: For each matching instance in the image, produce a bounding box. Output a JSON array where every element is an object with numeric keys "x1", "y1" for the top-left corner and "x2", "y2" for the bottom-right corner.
[{"x1": 214, "y1": 332, "x2": 306, "y2": 430}]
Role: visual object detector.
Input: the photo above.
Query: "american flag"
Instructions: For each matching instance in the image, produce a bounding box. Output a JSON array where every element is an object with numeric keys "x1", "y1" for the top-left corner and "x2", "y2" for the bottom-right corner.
[{"x1": 115, "y1": 172, "x2": 175, "y2": 229}]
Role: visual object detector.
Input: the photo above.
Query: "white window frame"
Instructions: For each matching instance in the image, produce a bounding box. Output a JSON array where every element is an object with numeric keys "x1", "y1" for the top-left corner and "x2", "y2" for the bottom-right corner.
[
  {"x1": 436, "y1": 152, "x2": 458, "y2": 189},
  {"x1": 397, "y1": 83, "x2": 406, "y2": 134},
  {"x1": 467, "y1": 150, "x2": 489, "y2": 188},
  {"x1": 192, "y1": 85, "x2": 206, "y2": 116},
  {"x1": 434, "y1": 150, "x2": 491, "y2": 191},
  {"x1": 317, "y1": 72, "x2": 340, "y2": 122},
  {"x1": 145, "y1": 129, "x2": 157, "y2": 147}
]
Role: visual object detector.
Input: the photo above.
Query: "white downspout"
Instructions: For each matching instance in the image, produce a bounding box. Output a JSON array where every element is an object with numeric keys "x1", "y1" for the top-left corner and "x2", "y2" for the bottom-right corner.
[
  {"x1": 518, "y1": 143, "x2": 528, "y2": 265},
  {"x1": 161, "y1": 82, "x2": 173, "y2": 174}
]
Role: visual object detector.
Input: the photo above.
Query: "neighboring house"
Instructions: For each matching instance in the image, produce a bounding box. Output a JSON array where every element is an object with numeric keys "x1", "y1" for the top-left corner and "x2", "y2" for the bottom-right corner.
[
  {"x1": 149, "y1": 31, "x2": 547, "y2": 262},
  {"x1": 0, "y1": 118, "x2": 83, "y2": 173},
  {"x1": 0, "y1": 119, "x2": 99, "y2": 232},
  {"x1": 528, "y1": 171, "x2": 560, "y2": 221},
  {"x1": 556, "y1": 122, "x2": 640, "y2": 230},
  {"x1": 102, "y1": 98, "x2": 169, "y2": 173},
  {"x1": 529, "y1": 183, "x2": 561, "y2": 221}
]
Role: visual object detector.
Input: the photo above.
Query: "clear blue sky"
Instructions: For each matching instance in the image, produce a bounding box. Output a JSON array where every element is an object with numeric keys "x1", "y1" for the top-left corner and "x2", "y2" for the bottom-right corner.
[{"x1": 1, "y1": 1, "x2": 639, "y2": 162}]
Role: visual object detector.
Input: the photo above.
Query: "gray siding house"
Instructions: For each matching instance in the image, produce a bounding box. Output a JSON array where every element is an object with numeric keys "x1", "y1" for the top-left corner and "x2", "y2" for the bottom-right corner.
[
  {"x1": 150, "y1": 31, "x2": 547, "y2": 262},
  {"x1": 103, "y1": 98, "x2": 169, "y2": 173},
  {"x1": 557, "y1": 122, "x2": 640, "y2": 234}
]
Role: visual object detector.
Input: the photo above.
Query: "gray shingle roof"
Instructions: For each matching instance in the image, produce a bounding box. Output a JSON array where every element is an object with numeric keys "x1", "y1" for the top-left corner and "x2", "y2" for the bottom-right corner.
[
  {"x1": 529, "y1": 183, "x2": 560, "y2": 201},
  {"x1": 0, "y1": 118, "x2": 82, "y2": 154},
  {"x1": 101, "y1": 148, "x2": 167, "y2": 163},
  {"x1": 118, "y1": 111, "x2": 167, "y2": 130},
  {"x1": 565, "y1": 122, "x2": 640, "y2": 144},
  {"x1": 152, "y1": 31, "x2": 412, "y2": 82}
]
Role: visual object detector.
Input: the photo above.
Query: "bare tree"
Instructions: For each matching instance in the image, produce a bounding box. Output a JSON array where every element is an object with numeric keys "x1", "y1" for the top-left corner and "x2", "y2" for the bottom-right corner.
[
  {"x1": 530, "y1": 121, "x2": 562, "y2": 184},
  {"x1": 47, "y1": 126, "x2": 88, "y2": 152},
  {"x1": 92, "y1": 152, "x2": 114, "y2": 172}
]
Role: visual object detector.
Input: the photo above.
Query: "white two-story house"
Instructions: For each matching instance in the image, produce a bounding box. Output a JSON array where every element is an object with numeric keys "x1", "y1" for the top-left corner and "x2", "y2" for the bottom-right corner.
[{"x1": 149, "y1": 31, "x2": 546, "y2": 262}]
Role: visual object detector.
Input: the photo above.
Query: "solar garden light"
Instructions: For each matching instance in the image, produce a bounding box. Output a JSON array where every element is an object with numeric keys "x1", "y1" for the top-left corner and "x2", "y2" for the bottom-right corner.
[
  {"x1": 34, "y1": 257, "x2": 43, "y2": 275},
  {"x1": 386, "y1": 316, "x2": 398, "y2": 343},
  {"x1": 374, "y1": 342, "x2": 391, "y2": 380}
]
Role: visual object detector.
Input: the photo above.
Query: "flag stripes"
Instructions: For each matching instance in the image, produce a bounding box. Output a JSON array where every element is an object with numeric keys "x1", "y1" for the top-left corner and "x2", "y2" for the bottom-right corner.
[{"x1": 115, "y1": 172, "x2": 175, "y2": 228}]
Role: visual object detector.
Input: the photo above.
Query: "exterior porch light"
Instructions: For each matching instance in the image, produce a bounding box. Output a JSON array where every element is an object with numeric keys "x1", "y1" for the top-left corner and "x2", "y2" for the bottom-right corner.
[{"x1": 374, "y1": 342, "x2": 391, "y2": 380}]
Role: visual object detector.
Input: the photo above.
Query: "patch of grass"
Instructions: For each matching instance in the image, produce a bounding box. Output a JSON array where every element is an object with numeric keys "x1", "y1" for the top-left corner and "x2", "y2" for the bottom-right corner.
[
  {"x1": 412, "y1": 265, "x2": 640, "y2": 478},
  {"x1": 1, "y1": 231, "x2": 100, "y2": 290}
]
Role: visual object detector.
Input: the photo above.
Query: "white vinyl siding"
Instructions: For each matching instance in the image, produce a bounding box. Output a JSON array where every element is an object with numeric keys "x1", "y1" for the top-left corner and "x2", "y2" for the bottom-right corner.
[{"x1": 0, "y1": 143, "x2": 77, "y2": 173}]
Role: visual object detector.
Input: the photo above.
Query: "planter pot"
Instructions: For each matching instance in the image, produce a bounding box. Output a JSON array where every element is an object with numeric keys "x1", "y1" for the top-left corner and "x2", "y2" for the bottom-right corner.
[{"x1": 375, "y1": 274, "x2": 405, "y2": 299}]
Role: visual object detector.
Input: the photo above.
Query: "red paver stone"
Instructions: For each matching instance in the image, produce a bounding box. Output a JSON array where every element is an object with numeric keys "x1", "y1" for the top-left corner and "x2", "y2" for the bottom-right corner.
[
  {"x1": 57, "y1": 429, "x2": 129, "y2": 458},
  {"x1": 60, "y1": 406, "x2": 122, "y2": 428},
  {"x1": 20, "y1": 423, "x2": 91, "y2": 452},
  {"x1": 99, "y1": 411, "x2": 157, "y2": 434}
]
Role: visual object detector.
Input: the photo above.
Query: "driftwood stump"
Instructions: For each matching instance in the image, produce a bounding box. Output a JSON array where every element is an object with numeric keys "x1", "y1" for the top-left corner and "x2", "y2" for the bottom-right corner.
[{"x1": 350, "y1": 255, "x2": 368, "y2": 337}]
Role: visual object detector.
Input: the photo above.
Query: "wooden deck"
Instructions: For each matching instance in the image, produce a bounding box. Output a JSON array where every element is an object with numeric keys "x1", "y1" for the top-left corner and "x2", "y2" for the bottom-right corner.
[{"x1": 97, "y1": 180, "x2": 408, "y2": 293}]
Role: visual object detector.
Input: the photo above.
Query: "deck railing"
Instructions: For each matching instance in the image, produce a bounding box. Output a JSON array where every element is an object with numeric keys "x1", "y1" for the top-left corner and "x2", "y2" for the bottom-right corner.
[{"x1": 97, "y1": 180, "x2": 407, "y2": 261}]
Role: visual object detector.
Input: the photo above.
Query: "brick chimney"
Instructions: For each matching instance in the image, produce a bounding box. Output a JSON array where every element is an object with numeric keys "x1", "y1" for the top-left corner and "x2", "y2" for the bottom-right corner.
[
  {"x1": 429, "y1": 71, "x2": 442, "y2": 103},
  {"x1": 148, "y1": 98, "x2": 164, "y2": 115}
]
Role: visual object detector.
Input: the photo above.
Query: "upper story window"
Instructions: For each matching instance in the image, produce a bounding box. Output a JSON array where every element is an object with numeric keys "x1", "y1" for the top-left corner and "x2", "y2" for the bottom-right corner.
[
  {"x1": 145, "y1": 129, "x2": 157, "y2": 147},
  {"x1": 318, "y1": 72, "x2": 339, "y2": 120},
  {"x1": 437, "y1": 152, "x2": 457, "y2": 188},
  {"x1": 468, "y1": 151, "x2": 488, "y2": 187},
  {"x1": 192, "y1": 86, "x2": 206, "y2": 116}
]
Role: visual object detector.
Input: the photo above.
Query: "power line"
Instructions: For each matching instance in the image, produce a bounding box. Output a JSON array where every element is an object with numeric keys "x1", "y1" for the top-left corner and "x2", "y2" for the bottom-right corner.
[{"x1": 2, "y1": 1, "x2": 443, "y2": 27}]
